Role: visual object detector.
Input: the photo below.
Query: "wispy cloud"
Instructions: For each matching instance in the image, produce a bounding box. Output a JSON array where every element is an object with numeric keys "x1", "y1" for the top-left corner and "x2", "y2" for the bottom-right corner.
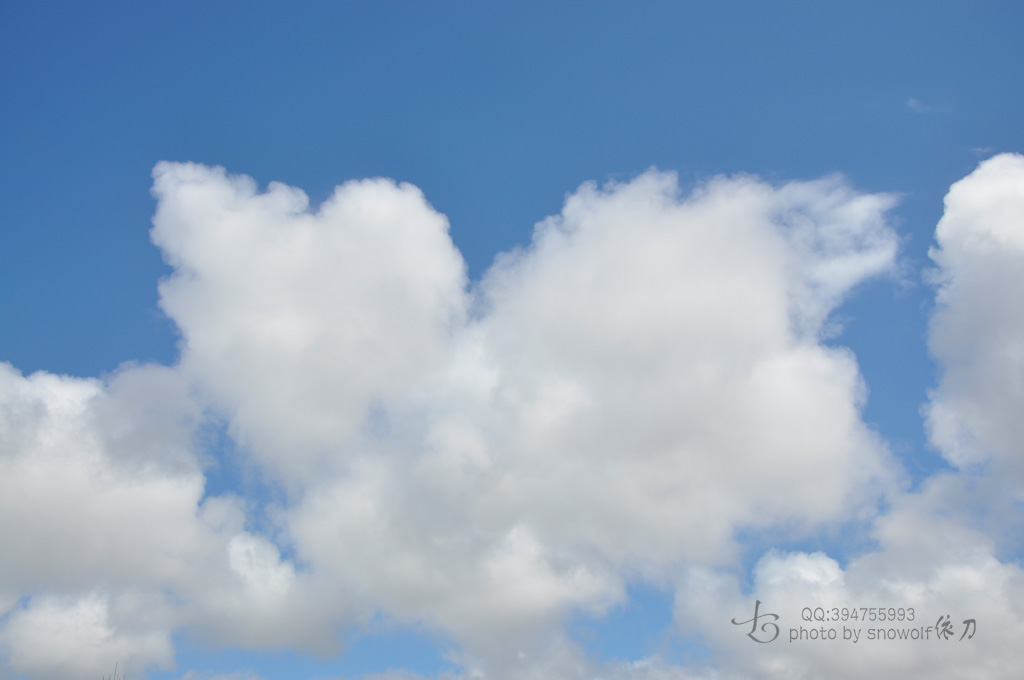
[
  {"x1": 179, "y1": 671, "x2": 268, "y2": 680},
  {"x1": 907, "y1": 97, "x2": 929, "y2": 113}
]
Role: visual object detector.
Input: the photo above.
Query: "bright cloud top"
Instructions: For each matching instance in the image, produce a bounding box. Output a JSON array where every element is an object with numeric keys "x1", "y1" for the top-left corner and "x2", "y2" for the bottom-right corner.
[
  {"x1": 150, "y1": 162, "x2": 470, "y2": 484},
  {"x1": 3, "y1": 157, "x2": 1022, "y2": 679},
  {"x1": 925, "y1": 153, "x2": 1024, "y2": 478}
]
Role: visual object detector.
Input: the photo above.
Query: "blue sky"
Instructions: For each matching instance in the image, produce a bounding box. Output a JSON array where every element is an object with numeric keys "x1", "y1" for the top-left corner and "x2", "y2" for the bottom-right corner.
[{"x1": 1, "y1": 3, "x2": 1023, "y2": 679}]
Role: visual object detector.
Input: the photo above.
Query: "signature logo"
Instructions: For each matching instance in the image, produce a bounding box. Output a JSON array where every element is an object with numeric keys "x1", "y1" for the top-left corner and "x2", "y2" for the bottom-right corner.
[{"x1": 731, "y1": 599, "x2": 780, "y2": 643}]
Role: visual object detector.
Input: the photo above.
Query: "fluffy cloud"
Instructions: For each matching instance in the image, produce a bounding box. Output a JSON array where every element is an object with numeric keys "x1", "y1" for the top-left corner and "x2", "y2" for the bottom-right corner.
[
  {"x1": 1, "y1": 159, "x2": 943, "y2": 679},
  {"x1": 667, "y1": 153, "x2": 1024, "y2": 680},
  {"x1": 924, "y1": 153, "x2": 1024, "y2": 478},
  {"x1": 0, "y1": 591, "x2": 174, "y2": 680},
  {"x1": 675, "y1": 473, "x2": 1024, "y2": 680},
  {"x1": 151, "y1": 162, "x2": 469, "y2": 485},
  {"x1": 0, "y1": 362, "x2": 341, "y2": 678},
  {"x1": 0, "y1": 363, "x2": 199, "y2": 678},
  {"x1": 0, "y1": 363, "x2": 205, "y2": 595},
  {"x1": 142, "y1": 163, "x2": 903, "y2": 677}
]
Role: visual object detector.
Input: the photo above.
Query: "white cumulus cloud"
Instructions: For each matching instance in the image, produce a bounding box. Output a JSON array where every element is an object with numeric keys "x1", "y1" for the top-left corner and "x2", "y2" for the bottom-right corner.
[
  {"x1": 0, "y1": 160, "x2": 933, "y2": 679},
  {"x1": 924, "y1": 153, "x2": 1024, "y2": 478},
  {"x1": 150, "y1": 162, "x2": 469, "y2": 485},
  {"x1": 667, "y1": 153, "x2": 1024, "y2": 680}
]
